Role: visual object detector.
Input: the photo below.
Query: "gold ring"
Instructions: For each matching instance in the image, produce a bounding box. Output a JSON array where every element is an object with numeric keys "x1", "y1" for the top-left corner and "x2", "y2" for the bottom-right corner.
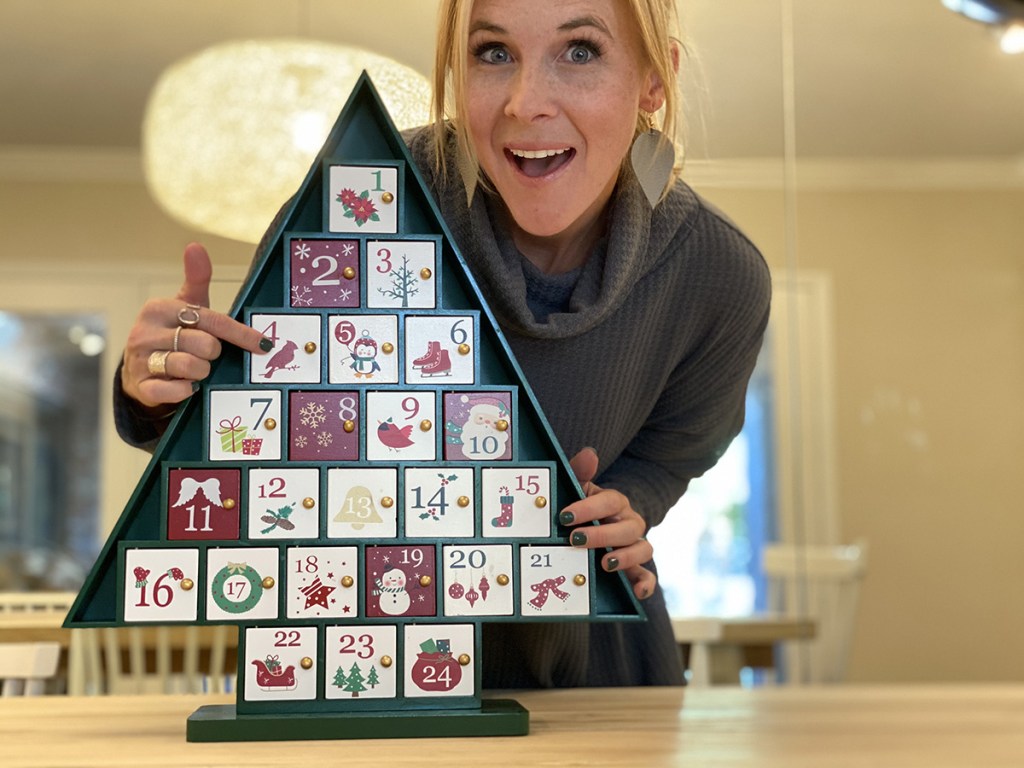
[
  {"x1": 173, "y1": 326, "x2": 182, "y2": 353},
  {"x1": 147, "y1": 350, "x2": 171, "y2": 376},
  {"x1": 177, "y1": 304, "x2": 201, "y2": 327}
]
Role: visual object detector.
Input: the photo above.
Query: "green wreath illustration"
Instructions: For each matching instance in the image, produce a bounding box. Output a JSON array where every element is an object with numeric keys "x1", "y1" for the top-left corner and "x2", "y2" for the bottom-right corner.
[{"x1": 210, "y1": 562, "x2": 265, "y2": 614}]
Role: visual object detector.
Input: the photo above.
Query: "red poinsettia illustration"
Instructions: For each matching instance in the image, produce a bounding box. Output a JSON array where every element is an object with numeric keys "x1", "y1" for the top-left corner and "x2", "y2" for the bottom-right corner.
[{"x1": 336, "y1": 188, "x2": 380, "y2": 226}]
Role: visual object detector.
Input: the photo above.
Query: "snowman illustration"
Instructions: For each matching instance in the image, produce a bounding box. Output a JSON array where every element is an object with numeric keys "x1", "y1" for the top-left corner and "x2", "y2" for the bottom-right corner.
[
  {"x1": 374, "y1": 567, "x2": 410, "y2": 615},
  {"x1": 348, "y1": 330, "x2": 381, "y2": 379}
]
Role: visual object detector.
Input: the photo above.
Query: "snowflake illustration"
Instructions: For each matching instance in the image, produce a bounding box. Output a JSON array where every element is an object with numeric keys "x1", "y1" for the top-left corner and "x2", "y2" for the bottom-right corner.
[
  {"x1": 291, "y1": 285, "x2": 313, "y2": 306},
  {"x1": 293, "y1": 435, "x2": 309, "y2": 449},
  {"x1": 295, "y1": 243, "x2": 312, "y2": 260},
  {"x1": 338, "y1": 287, "x2": 353, "y2": 302},
  {"x1": 317, "y1": 431, "x2": 334, "y2": 448},
  {"x1": 299, "y1": 402, "x2": 327, "y2": 429}
]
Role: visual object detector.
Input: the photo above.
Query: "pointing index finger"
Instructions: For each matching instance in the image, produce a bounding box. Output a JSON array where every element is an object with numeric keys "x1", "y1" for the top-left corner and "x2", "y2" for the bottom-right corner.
[{"x1": 196, "y1": 307, "x2": 274, "y2": 356}]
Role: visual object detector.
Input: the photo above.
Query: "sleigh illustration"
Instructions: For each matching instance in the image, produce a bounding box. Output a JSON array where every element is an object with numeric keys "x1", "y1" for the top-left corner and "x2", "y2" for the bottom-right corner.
[{"x1": 251, "y1": 658, "x2": 297, "y2": 691}]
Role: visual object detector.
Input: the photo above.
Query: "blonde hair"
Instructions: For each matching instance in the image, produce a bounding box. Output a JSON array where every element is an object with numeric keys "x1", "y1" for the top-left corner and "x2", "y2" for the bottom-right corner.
[{"x1": 431, "y1": 0, "x2": 682, "y2": 192}]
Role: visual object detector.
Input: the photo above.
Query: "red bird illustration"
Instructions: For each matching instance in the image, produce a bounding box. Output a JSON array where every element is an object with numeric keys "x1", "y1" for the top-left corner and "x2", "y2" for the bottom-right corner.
[
  {"x1": 377, "y1": 418, "x2": 414, "y2": 450},
  {"x1": 260, "y1": 340, "x2": 298, "y2": 378}
]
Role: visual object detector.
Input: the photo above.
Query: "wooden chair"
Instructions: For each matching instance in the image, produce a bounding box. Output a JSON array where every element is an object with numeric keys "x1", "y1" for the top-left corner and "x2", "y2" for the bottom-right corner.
[
  {"x1": 0, "y1": 642, "x2": 61, "y2": 696},
  {"x1": 762, "y1": 539, "x2": 868, "y2": 684},
  {"x1": 68, "y1": 625, "x2": 235, "y2": 695}
]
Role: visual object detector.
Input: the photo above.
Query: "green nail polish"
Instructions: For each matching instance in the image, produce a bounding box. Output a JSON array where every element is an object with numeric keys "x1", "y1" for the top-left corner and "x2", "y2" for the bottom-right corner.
[
  {"x1": 558, "y1": 510, "x2": 575, "y2": 526},
  {"x1": 259, "y1": 337, "x2": 275, "y2": 352},
  {"x1": 570, "y1": 530, "x2": 588, "y2": 547},
  {"x1": 191, "y1": 381, "x2": 201, "y2": 393},
  {"x1": 604, "y1": 557, "x2": 619, "y2": 572}
]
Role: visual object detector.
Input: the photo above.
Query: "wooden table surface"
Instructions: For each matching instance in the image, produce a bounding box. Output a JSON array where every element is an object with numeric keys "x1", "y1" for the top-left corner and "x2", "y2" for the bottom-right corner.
[{"x1": 2, "y1": 685, "x2": 1022, "y2": 767}]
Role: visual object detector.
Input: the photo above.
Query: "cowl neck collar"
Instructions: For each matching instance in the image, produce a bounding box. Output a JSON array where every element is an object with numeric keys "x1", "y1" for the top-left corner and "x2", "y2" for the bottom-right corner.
[{"x1": 419, "y1": 131, "x2": 698, "y2": 339}]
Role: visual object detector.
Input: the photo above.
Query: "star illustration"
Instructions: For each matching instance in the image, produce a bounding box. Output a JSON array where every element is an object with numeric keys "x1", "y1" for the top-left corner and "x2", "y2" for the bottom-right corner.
[{"x1": 300, "y1": 576, "x2": 336, "y2": 610}]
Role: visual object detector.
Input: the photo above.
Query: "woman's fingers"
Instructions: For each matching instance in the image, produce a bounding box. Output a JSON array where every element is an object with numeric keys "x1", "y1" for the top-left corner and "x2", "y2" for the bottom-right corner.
[{"x1": 621, "y1": 564, "x2": 657, "y2": 600}]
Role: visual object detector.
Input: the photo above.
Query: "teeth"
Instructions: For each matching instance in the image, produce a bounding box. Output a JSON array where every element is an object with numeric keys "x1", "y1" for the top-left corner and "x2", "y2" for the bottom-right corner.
[{"x1": 509, "y1": 148, "x2": 569, "y2": 159}]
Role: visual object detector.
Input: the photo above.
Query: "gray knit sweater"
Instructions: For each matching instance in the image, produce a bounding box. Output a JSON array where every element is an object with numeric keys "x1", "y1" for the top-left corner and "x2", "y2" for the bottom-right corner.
[
  {"x1": 405, "y1": 130, "x2": 771, "y2": 687},
  {"x1": 115, "y1": 129, "x2": 770, "y2": 688}
]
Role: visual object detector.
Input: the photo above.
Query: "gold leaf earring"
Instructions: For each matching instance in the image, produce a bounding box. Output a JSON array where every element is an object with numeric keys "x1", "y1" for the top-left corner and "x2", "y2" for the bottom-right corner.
[{"x1": 630, "y1": 112, "x2": 676, "y2": 208}]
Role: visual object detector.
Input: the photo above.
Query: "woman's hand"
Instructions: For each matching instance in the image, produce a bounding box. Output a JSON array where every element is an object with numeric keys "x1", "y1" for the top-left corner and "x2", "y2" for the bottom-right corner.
[
  {"x1": 120, "y1": 243, "x2": 272, "y2": 413},
  {"x1": 561, "y1": 447, "x2": 656, "y2": 600}
]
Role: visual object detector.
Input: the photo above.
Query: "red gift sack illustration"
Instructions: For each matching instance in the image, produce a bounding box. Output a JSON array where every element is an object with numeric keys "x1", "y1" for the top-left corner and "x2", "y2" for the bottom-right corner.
[{"x1": 410, "y1": 649, "x2": 462, "y2": 692}]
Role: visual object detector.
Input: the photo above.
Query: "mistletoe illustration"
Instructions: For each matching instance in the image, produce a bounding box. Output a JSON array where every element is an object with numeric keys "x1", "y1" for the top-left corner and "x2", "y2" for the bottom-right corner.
[
  {"x1": 260, "y1": 504, "x2": 297, "y2": 534},
  {"x1": 336, "y1": 188, "x2": 380, "y2": 226}
]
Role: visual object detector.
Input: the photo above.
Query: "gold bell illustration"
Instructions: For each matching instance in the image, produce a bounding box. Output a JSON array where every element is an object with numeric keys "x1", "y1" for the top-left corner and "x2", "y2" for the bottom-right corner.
[{"x1": 333, "y1": 485, "x2": 382, "y2": 529}]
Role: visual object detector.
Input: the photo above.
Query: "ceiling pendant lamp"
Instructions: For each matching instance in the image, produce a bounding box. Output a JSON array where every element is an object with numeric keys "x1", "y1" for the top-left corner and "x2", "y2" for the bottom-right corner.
[{"x1": 142, "y1": 40, "x2": 431, "y2": 243}]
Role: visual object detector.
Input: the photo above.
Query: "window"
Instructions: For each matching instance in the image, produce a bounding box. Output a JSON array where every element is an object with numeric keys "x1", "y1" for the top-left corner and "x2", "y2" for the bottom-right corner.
[{"x1": 0, "y1": 311, "x2": 105, "y2": 589}]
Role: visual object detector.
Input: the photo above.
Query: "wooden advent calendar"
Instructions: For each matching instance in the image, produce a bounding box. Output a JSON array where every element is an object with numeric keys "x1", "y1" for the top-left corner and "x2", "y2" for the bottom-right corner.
[{"x1": 64, "y1": 73, "x2": 643, "y2": 741}]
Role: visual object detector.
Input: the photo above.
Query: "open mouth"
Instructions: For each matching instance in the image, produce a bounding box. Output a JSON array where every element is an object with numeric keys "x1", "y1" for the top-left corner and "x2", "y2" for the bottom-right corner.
[{"x1": 506, "y1": 147, "x2": 575, "y2": 179}]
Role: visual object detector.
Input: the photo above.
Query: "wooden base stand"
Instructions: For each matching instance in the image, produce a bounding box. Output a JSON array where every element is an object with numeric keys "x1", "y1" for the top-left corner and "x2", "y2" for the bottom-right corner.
[{"x1": 186, "y1": 699, "x2": 530, "y2": 741}]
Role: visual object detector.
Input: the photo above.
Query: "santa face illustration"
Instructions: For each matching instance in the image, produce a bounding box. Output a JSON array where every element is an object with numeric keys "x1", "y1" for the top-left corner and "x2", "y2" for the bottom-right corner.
[
  {"x1": 376, "y1": 567, "x2": 410, "y2": 615},
  {"x1": 461, "y1": 403, "x2": 509, "y2": 459}
]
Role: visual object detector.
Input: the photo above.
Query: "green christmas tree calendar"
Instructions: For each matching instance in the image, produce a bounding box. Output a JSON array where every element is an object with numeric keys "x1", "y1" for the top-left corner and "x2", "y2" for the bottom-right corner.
[{"x1": 64, "y1": 73, "x2": 643, "y2": 741}]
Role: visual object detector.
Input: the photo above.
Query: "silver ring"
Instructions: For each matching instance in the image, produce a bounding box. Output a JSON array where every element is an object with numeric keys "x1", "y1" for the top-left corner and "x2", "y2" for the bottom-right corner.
[
  {"x1": 173, "y1": 326, "x2": 183, "y2": 353},
  {"x1": 147, "y1": 350, "x2": 171, "y2": 376},
  {"x1": 177, "y1": 303, "x2": 201, "y2": 327}
]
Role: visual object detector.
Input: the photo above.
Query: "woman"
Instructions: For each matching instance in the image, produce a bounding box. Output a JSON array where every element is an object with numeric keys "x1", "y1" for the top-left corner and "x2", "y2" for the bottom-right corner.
[{"x1": 118, "y1": 0, "x2": 770, "y2": 687}]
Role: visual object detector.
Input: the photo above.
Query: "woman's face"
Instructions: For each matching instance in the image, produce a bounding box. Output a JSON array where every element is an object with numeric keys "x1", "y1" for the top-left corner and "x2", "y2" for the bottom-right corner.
[{"x1": 465, "y1": 0, "x2": 660, "y2": 241}]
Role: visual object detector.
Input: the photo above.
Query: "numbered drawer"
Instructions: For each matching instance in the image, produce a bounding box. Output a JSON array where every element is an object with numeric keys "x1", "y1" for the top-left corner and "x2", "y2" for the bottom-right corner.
[
  {"x1": 366, "y1": 238, "x2": 438, "y2": 310},
  {"x1": 166, "y1": 467, "x2": 240, "y2": 541},
  {"x1": 520, "y1": 546, "x2": 591, "y2": 616},
  {"x1": 365, "y1": 545, "x2": 436, "y2": 618},
  {"x1": 365, "y1": 390, "x2": 437, "y2": 461},
  {"x1": 327, "y1": 163, "x2": 400, "y2": 235},
  {"x1": 328, "y1": 314, "x2": 399, "y2": 384},
  {"x1": 442, "y1": 545, "x2": 514, "y2": 617},
  {"x1": 289, "y1": 391, "x2": 360, "y2": 461},
  {"x1": 122, "y1": 547, "x2": 199, "y2": 622},
  {"x1": 325, "y1": 625, "x2": 398, "y2": 700},
  {"x1": 286, "y1": 546, "x2": 358, "y2": 619},
  {"x1": 404, "y1": 466, "x2": 475, "y2": 538},
  {"x1": 243, "y1": 626, "x2": 318, "y2": 702},
  {"x1": 248, "y1": 313, "x2": 322, "y2": 384},
  {"x1": 247, "y1": 467, "x2": 320, "y2": 540},
  {"x1": 480, "y1": 466, "x2": 552, "y2": 538},
  {"x1": 404, "y1": 314, "x2": 476, "y2": 385},
  {"x1": 326, "y1": 467, "x2": 398, "y2": 539},
  {"x1": 289, "y1": 237, "x2": 360, "y2": 308},
  {"x1": 208, "y1": 389, "x2": 282, "y2": 461},
  {"x1": 206, "y1": 547, "x2": 280, "y2": 621},
  {"x1": 443, "y1": 391, "x2": 514, "y2": 461},
  {"x1": 404, "y1": 624, "x2": 475, "y2": 698}
]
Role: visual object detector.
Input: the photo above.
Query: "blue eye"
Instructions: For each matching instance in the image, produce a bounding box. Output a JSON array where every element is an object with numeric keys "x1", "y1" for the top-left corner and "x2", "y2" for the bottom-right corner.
[
  {"x1": 566, "y1": 40, "x2": 602, "y2": 64},
  {"x1": 475, "y1": 43, "x2": 511, "y2": 64}
]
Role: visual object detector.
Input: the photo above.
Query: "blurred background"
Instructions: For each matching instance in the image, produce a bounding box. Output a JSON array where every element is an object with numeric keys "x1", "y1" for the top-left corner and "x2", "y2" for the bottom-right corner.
[{"x1": 0, "y1": 0, "x2": 1021, "y2": 685}]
